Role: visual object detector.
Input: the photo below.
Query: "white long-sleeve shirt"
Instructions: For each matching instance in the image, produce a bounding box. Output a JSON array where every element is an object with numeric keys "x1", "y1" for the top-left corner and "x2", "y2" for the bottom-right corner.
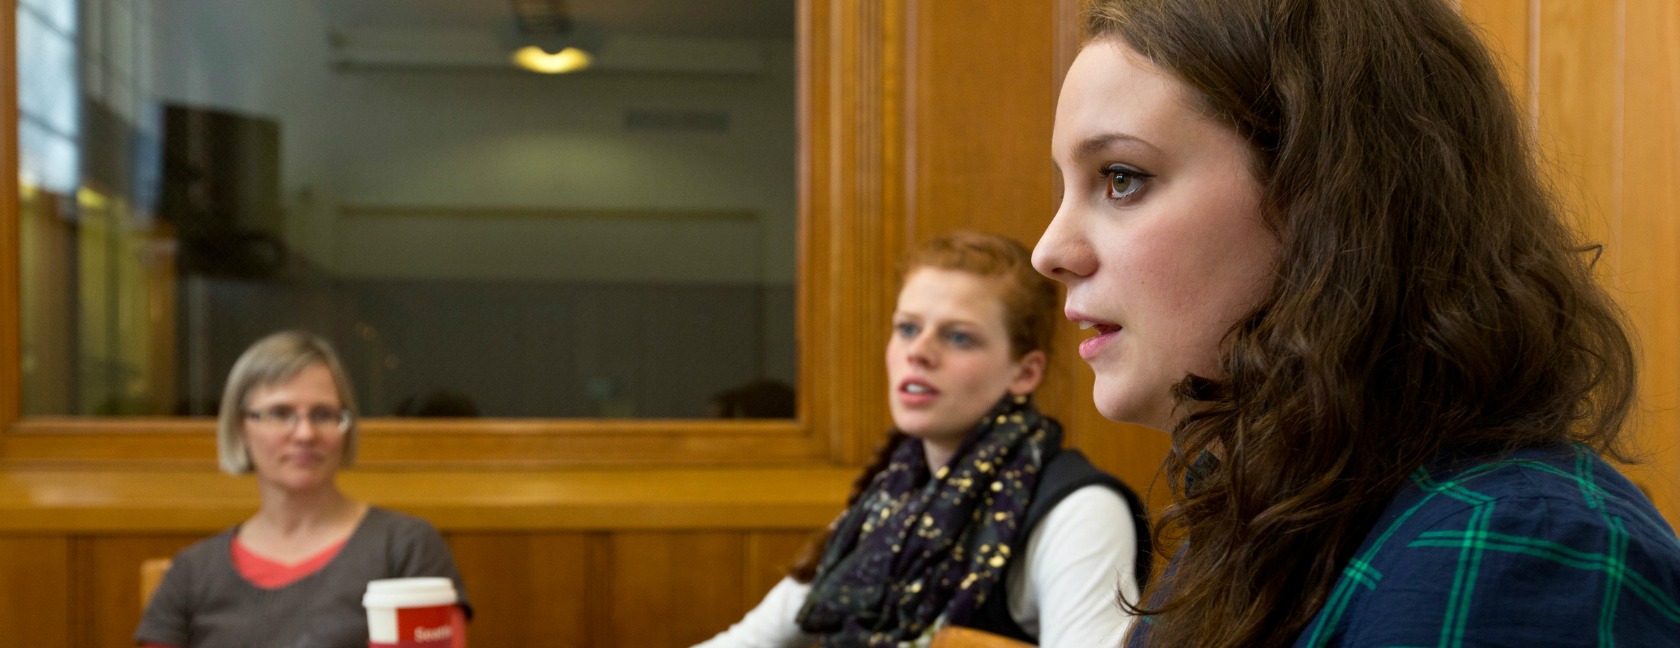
[{"x1": 693, "y1": 485, "x2": 1140, "y2": 648}]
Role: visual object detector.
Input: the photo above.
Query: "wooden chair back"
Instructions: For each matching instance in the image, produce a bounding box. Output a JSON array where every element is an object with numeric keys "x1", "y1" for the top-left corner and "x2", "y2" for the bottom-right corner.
[{"x1": 140, "y1": 557, "x2": 172, "y2": 610}]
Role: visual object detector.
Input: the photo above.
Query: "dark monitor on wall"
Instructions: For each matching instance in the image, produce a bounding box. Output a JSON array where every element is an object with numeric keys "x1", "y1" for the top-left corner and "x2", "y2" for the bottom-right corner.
[{"x1": 158, "y1": 104, "x2": 285, "y2": 278}]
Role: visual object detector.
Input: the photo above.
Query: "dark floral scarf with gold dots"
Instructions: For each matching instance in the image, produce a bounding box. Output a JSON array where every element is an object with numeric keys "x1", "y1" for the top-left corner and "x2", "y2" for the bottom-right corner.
[{"x1": 796, "y1": 394, "x2": 1060, "y2": 647}]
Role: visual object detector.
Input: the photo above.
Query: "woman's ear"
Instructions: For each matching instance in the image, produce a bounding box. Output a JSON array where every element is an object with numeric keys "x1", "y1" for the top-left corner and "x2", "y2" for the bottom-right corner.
[{"x1": 1009, "y1": 350, "x2": 1048, "y2": 395}]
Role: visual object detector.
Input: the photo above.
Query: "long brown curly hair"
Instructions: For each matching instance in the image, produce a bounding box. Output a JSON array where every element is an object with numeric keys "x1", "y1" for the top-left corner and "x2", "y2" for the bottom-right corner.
[{"x1": 1082, "y1": 0, "x2": 1639, "y2": 645}]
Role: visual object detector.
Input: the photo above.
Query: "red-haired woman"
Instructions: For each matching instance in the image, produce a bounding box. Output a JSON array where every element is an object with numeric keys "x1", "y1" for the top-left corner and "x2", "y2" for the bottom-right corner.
[{"x1": 697, "y1": 232, "x2": 1150, "y2": 647}]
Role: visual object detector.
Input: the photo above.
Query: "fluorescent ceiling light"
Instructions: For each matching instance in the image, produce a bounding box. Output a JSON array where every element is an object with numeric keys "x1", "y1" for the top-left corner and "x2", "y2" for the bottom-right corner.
[{"x1": 511, "y1": 45, "x2": 592, "y2": 74}]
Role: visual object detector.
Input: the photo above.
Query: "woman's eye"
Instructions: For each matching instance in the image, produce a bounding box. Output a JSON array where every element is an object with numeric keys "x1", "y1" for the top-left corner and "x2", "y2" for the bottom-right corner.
[
  {"x1": 1104, "y1": 164, "x2": 1151, "y2": 201},
  {"x1": 946, "y1": 331, "x2": 975, "y2": 347},
  {"x1": 894, "y1": 322, "x2": 918, "y2": 337}
]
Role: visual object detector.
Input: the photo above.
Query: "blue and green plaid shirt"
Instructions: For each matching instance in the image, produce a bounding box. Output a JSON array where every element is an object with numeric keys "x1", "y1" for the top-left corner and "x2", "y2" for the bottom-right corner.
[
  {"x1": 1136, "y1": 445, "x2": 1680, "y2": 647},
  {"x1": 1294, "y1": 445, "x2": 1680, "y2": 646}
]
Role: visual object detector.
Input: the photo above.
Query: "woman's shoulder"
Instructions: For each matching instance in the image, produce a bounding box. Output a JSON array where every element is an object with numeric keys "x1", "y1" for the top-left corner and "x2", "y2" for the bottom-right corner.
[
  {"x1": 362, "y1": 505, "x2": 432, "y2": 527},
  {"x1": 356, "y1": 506, "x2": 447, "y2": 542},
  {"x1": 1358, "y1": 445, "x2": 1678, "y2": 568},
  {"x1": 1386, "y1": 445, "x2": 1676, "y2": 543},
  {"x1": 172, "y1": 525, "x2": 239, "y2": 566},
  {"x1": 1309, "y1": 445, "x2": 1680, "y2": 646}
]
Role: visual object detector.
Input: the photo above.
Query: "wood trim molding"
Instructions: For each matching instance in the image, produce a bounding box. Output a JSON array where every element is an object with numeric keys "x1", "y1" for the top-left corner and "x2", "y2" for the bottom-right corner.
[
  {"x1": 337, "y1": 205, "x2": 759, "y2": 223},
  {"x1": 1, "y1": 418, "x2": 818, "y2": 468},
  {"x1": 10, "y1": 417, "x2": 798, "y2": 437},
  {"x1": 804, "y1": 0, "x2": 902, "y2": 464},
  {"x1": 1055, "y1": 0, "x2": 1084, "y2": 89},
  {"x1": 0, "y1": 468, "x2": 857, "y2": 532},
  {"x1": 1, "y1": 0, "x2": 21, "y2": 429}
]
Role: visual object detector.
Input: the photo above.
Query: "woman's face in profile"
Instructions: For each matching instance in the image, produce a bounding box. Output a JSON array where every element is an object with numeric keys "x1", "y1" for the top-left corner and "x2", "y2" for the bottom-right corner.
[
  {"x1": 241, "y1": 362, "x2": 348, "y2": 492},
  {"x1": 1034, "y1": 39, "x2": 1277, "y2": 431},
  {"x1": 886, "y1": 268, "x2": 1042, "y2": 448}
]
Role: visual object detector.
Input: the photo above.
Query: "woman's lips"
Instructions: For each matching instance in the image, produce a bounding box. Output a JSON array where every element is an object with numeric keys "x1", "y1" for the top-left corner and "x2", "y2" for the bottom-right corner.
[
  {"x1": 1078, "y1": 324, "x2": 1122, "y2": 360},
  {"x1": 898, "y1": 378, "x2": 939, "y2": 406},
  {"x1": 285, "y1": 452, "x2": 325, "y2": 467},
  {"x1": 1069, "y1": 310, "x2": 1122, "y2": 361}
]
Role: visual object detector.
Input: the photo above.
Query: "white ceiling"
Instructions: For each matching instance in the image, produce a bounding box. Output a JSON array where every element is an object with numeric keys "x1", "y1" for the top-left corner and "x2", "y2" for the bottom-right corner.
[{"x1": 317, "y1": 0, "x2": 795, "y2": 41}]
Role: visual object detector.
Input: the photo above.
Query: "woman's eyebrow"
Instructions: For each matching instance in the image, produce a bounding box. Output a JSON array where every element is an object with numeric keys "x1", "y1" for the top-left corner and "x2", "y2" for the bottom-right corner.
[
  {"x1": 1054, "y1": 132, "x2": 1162, "y2": 173},
  {"x1": 1075, "y1": 132, "x2": 1160, "y2": 160}
]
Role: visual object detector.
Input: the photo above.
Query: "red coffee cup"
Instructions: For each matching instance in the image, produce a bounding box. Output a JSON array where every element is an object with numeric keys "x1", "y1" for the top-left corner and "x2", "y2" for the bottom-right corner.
[{"x1": 363, "y1": 577, "x2": 460, "y2": 648}]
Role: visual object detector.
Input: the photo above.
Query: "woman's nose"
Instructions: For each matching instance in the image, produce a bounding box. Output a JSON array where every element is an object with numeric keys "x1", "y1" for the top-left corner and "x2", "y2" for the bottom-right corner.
[
  {"x1": 290, "y1": 417, "x2": 320, "y2": 441},
  {"x1": 905, "y1": 333, "x2": 937, "y2": 367},
  {"x1": 1033, "y1": 205, "x2": 1096, "y2": 281}
]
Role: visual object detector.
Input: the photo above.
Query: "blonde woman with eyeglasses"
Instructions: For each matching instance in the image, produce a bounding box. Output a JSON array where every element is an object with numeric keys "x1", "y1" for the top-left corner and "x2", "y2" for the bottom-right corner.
[{"x1": 137, "y1": 330, "x2": 471, "y2": 648}]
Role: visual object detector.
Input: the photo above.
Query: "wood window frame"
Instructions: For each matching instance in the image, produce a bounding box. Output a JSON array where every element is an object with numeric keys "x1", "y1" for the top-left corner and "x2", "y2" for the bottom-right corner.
[{"x1": 0, "y1": 0, "x2": 907, "y2": 469}]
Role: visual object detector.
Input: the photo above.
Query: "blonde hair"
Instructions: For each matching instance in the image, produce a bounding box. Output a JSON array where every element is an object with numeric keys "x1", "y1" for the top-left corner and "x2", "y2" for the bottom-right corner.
[{"x1": 216, "y1": 331, "x2": 360, "y2": 474}]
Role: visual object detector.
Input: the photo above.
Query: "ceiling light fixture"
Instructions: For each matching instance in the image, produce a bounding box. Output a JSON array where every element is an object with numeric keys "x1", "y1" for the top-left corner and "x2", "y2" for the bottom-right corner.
[
  {"x1": 511, "y1": 45, "x2": 592, "y2": 74},
  {"x1": 505, "y1": 0, "x2": 597, "y2": 74}
]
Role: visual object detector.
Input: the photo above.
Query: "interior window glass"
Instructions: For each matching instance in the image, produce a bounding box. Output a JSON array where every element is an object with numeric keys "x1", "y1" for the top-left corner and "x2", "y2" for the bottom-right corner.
[{"x1": 16, "y1": 0, "x2": 798, "y2": 419}]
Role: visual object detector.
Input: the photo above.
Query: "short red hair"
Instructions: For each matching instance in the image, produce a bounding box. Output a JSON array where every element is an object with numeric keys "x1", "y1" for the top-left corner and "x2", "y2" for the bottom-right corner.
[{"x1": 900, "y1": 231, "x2": 1059, "y2": 360}]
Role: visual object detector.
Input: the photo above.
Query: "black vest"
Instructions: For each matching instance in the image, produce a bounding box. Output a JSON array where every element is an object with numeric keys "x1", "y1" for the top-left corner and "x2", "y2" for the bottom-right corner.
[{"x1": 959, "y1": 448, "x2": 1151, "y2": 643}]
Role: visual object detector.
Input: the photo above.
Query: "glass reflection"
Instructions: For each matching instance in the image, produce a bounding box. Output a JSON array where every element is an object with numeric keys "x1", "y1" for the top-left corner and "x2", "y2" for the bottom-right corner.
[{"x1": 17, "y1": 0, "x2": 797, "y2": 419}]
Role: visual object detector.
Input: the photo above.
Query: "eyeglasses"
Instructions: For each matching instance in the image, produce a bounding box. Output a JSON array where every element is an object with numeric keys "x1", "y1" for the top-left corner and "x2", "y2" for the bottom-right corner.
[{"x1": 243, "y1": 405, "x2": 352, "y2": 432}]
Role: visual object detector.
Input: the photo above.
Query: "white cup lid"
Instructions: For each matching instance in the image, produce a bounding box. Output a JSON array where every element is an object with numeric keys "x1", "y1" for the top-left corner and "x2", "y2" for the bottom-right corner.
[{"x1": 362, "y1": 577, "x2": 457, "y2": 609}]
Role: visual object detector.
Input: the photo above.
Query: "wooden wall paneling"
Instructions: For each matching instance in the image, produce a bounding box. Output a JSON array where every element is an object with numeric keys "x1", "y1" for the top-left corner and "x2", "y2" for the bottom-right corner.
[
  {"x1": 1053, "y1": 0, "x2": 1083, "y2": 90},
  {"x1": 608, "y1": 531, "x2": 747, "y2": 647},
  {"x1": 906, "y1": 0, "x2": 1077, "y2": 424},
  {"x1": 1537, "y1": 1, "x2": 1621, "y2": 266},
  {"x1": 1529, "y1": 0, "x2": 1680, "y2": 529},
  {"x1": 70, "y1": 534, "x2": 202, "y2": 648},
  {"x1": 907, "y1": 1, "x2": 1060, "y2": 246},
  {"x1": 1460, "y1": 0, "x2": 1534, "y2": 108},
  {"x1": 445, "y1": 532, "x2": 597, "y2": 647},
  {"x1": 0, "y1": 536, "x2": 70, "y2": 647},
  {"x1": 1618, "y1": 0, "x2": 1680, "y2": 526},
  {"x1": 741, "y1": 530, "x2": 818, "y2": 609},
  {"x1": 1, "y1": 0, "x2": 20, "y2": 426}
]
